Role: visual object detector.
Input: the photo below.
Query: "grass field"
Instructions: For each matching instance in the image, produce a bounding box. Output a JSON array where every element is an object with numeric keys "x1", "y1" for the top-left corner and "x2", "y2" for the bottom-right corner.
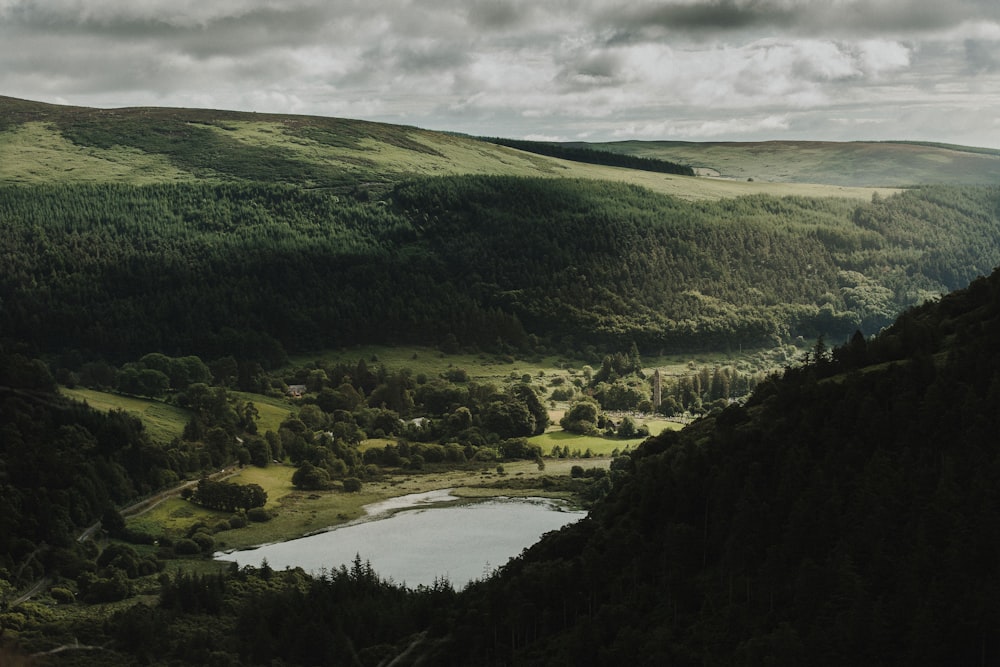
[
  {"x1": 0, "y1": 121, "x2": 192, "y2": 185},
  {"x1": 529, "y1": 418, "x2": 684, "y2": 457},
  {"x1": 0, "y1": 101, "x2": 901, "y2": 201},
  {"x1": 584, "y1": 139, "x2": 1000, "y2": 187},
  {"x1": 230, "y1": 390, "x2": 294, "y2": 434},
  {"x1": 60, "y1": 386, "x2": 191, "y2": 444}
]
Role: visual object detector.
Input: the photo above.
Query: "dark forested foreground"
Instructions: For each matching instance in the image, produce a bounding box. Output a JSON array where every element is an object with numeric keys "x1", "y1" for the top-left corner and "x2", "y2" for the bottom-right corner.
[
  {"x1": 3, "y1": 178, "x2": 1000, "y2": 364},
  {"x1": 6, "y1": 250, "x2": 1000, "y2": 665}
]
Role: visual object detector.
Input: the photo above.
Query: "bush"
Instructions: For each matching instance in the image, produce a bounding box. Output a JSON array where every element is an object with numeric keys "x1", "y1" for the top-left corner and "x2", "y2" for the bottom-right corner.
[
  {"x1": 190, "y1": 532, "x2": 215, "y2": 553},
  {"x1": 473, "y1": 447, "x2": 497, "y2": 462},
  {"x1": 50, "y1": 587, "x2": 76, "y2": 604},
  {"x1": 570, "y1": 465, "x2": 585, "y2": 478},
  {"x1": 120, "y1": 528, "x2": 156, "y2": 545},
  {"x1": 247, "y1": 507, "x2": 272, "y2": 523},
  {"x1": 173, "y1": 538, "x2": 201, "y2": 556},
  {"x1": 0, "y1": 612, "x2": 27, "y2": 630},
  {"x1": 228, "y1": 514, "x2": 247, "y2": 529},
  {"x1": 342, "y1": 477, "x2": 363, "y2": 493}
]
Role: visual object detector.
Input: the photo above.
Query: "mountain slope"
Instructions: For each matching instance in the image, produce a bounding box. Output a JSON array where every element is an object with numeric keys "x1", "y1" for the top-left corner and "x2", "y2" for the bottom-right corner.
[
  {"x1": 425, "y1": 266, "x2": 1000, "y2": 666},
  {"x1": 3, "y1": 177, "x2": 1000, "y2": 362},
  {"x1": 569, "y1": 139, "x2": 1000, "y2": 187},
  {"x1": 0, "y1": 96, "x2": 889, "y2": 200}
]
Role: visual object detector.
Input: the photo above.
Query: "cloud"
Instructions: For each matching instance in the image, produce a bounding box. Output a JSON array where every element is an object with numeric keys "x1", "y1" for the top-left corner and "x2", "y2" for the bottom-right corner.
[
  {"x1": 0, "y1": 0, "x2": 998, "y2": 146},
  {"x1": 602, "y1": 0, "x2": 1000, "y2": 40}
]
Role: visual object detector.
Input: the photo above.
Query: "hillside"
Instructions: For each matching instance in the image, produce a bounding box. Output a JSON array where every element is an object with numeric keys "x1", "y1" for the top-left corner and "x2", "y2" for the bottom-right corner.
[
  {"x1": 419, "y1": 266, "x2": 1000, "y2": 666},
  {"x1": 0, "y1": 96, "x2": 888, "y2": 201},
  {"x1": 3, "y1": 97, "x2": 1000, "y2": 366},
  {"x1": 567, "y1": 139, "x2": 1000, "y2": 187},
  {"x1": 3, "y1": 173, "x2": 1000, "y2": 364}
]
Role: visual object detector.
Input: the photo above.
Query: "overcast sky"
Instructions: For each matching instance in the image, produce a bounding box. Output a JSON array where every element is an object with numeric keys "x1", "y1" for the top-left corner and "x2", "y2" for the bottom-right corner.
[{"x1": 3, "y1": 0, "x2": 1000, "y2": 147}]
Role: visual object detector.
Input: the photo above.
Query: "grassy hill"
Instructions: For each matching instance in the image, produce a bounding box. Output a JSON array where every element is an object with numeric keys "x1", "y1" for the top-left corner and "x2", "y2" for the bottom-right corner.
[
  {"x1": 0, "y1": 96, "x2": 892, "y2": 200},
  {"x1": 566, "y1": 139, "x2": 1000, "y2": 187}
]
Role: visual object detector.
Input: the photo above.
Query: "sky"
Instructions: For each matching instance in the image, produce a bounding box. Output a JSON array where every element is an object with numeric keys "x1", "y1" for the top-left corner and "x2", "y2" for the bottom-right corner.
[{"x1": 2, "y1": 0, "x2": 1000, "y2": 147}]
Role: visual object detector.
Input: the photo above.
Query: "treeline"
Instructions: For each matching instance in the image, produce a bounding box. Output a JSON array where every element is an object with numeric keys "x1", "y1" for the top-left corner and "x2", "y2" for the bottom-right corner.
[
  {"x1": 3, "y1": 179, "x2": 1000, "y2": 367},
  {"x1": 482, "y1": 137, "x2": 695, "y2": 176},
  {"x1": 188, "y1": 479, "x2": 267, "y2": 513}
]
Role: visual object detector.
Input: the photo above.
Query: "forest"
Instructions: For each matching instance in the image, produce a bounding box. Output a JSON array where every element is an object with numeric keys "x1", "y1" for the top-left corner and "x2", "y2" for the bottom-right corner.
[
  {"x1": 3, "y1": 178, "x2": 1000, "y2": 369},
  {"x1": 482, "y1": 137, "x2": 696, "y2": 175}
]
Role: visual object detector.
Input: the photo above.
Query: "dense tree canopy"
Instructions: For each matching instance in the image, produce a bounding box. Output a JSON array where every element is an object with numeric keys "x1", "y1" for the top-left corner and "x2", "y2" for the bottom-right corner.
[{"x1": 2, "y1": 180, "x2": 999, "y2": 367}]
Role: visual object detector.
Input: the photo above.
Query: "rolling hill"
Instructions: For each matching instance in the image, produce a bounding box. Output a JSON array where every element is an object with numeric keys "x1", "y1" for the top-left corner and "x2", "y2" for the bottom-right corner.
[
  {"x1": 0, "y1": 95, "x2": 893, "y2": 200},
  {"x1": 563, "y1": 139, "x2": 1000, "y2": 187},
  {"x1": 2, "y1": 96, "x2": 1000, "y2": 364}
]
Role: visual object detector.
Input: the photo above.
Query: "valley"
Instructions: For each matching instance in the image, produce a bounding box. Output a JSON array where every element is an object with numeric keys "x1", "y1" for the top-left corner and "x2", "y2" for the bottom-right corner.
[{"x1": 2, "y1": 96, "x2": 1000, "y2": 665}]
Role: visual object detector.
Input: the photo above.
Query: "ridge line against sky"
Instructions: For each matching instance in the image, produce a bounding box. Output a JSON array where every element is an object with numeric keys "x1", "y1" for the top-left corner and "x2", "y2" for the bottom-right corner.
[{"x1": 2, "y1": 0, "x2": 1000, "y2": 148}]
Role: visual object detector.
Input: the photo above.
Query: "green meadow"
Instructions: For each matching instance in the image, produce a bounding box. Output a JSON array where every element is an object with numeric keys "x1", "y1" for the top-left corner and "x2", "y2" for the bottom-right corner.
[
  {"x1": 0, "y1": 97, "x2": 899, "y2": 200},
  {"x1": 60, "y1": 387, "x2": 191, "y2": 445}
]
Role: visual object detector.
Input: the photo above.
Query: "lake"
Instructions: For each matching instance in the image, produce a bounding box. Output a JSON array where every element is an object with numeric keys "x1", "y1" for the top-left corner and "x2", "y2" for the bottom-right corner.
[{"x1": 215, "y1": 489, "x2": 586, "y2": 589}]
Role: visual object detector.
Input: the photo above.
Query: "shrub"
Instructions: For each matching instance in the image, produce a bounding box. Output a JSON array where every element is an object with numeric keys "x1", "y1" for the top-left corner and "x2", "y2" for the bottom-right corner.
[
  {"x1": 173, "y1": 538, "x2": 201, "y2": 556},
  {"x1": 247, "y1": 507, "x2": 272, "y2": 523},
  {"x1": 190, "y1": 532, "x2": 215, "y2": 553},
  {"x1": 0, "y1": 612, "x2": 27, "y2": 630},
  {"x1": 50, "y1": 587, "x2": 76, "y2": 604},
  {"x1": 342, "y1": 477, "x2": 363, "y2": 493},
  {"x1": 121, "y1": 528, "x2": 156, "y2": 545}
]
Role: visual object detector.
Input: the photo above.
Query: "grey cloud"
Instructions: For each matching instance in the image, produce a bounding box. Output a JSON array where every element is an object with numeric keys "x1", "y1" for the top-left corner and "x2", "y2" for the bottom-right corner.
[
  {"x1": 602, "y1": 1, "x2": 1000, "y2": 41},
  {"x1": 1, "y1": 0, "x2": 1000, "y2": 147},
  {"x1": 464, "y1": 0, "x2": 530, "y2": 30},
  {"x1": 965, "y1": 39, "x2": 999, "y2": 73},
  {"x1": 630, "y1": 0, "x2": 800, "y2": 32},
  {"x1": 556, "y1": 51, "x2": 628, "y2": 91}
]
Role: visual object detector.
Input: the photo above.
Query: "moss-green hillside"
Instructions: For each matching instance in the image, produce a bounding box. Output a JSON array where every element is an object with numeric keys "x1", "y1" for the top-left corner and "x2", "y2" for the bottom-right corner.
[
  {"x1": 0, "y1": 96, "x2": 892, "y2": 200},
  {"x1": 572, "y1": 139, "x2": 1000, "y2": 187}
]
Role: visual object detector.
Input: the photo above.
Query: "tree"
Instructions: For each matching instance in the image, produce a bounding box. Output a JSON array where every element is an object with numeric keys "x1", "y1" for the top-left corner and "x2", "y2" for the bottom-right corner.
[
  {"x1": 292, "y1": 462, "x2": 331, "y2": 490},
  {"x1": 483, "y1": 398, "x2": 535, "y2": 439},
  {"x1": 617, "y1": 416, "x2": 637, "y2": 439},
  {"x1": 560, "y1": 399, "x2": 600, "y2": 434},
  {"x1": 513, "y1": 384, "x2": 549, "y2": 435}
]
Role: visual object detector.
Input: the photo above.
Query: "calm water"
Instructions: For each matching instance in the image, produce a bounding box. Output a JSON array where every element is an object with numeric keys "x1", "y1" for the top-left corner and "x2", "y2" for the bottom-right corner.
[{"x1": 216, "y1": 490, "x2": 586, "y2": 589}]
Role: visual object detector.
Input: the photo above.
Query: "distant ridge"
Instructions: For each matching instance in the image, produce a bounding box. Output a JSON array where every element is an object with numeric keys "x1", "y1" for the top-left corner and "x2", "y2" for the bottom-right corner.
[
  {"x1": 1, "y1": 95, "x2": 992, "y2": 192},
  {"x1": 561, "y1": 138, "x2": 1000, "y2": 187}
]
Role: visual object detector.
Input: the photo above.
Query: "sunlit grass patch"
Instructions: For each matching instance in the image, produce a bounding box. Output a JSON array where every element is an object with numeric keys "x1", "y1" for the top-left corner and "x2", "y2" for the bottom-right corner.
[
  {"x1": 230, "y1": 391, "x2": 294, "y2": 434},
  {"x1": 226, "y1": 465, "x2": 297, "y2": 508},
  {"x1": 60, "y1": 386, "x2": 191, "y2": 444},
  {"x1": 0, "y1": 121, "x2": 191, "y2": 185},
  {"x1": 529, "y1": 431, "x2": 624, "y2": 456}
]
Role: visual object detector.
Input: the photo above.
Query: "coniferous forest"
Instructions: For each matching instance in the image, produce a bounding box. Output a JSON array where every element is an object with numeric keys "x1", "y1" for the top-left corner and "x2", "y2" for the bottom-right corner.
[
  {"x1": 3, "y1": 98, "x2": 1000, "y2": 665},
  {"x1": 4, "y1": 179, "x2": 1000, "y2": 364}
]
